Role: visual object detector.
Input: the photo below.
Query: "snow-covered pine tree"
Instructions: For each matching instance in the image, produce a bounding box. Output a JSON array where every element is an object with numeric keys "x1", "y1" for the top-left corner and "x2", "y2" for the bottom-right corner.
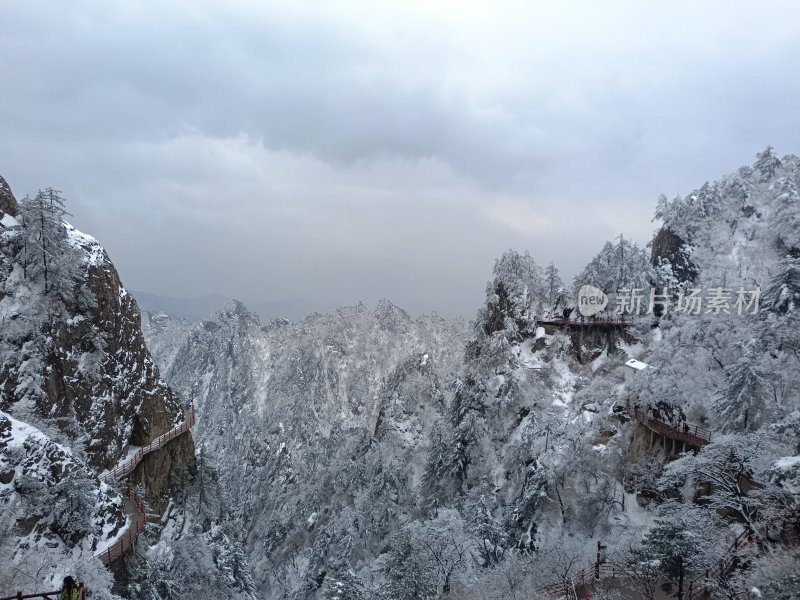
[
  {"x1": 468, "y1": 496, "x2": 507, "y2": 566},
  {"x1": 658, "y1": 434, "x2": 784, "y2": 537},
  {"x1": 478, "y1": 250, "x2": 542, "y2": 338},
  {"x1": 18, "y1": 188, "x2": 70, "y2": 294},
  {"x1": 544, "y1": 262, "x2": 564, "y2": 308},
  {"x1": 572, "y1": 236, "x2": 654, "y2": 297},
  {"x1": 763, "y1": 257, "x2": 800, "y2": 313},
  {"x1": 381, "y1": 530, "x2": 437, "y2": 600},
  {"x1": 420, "y1": 421, "x2": 449, "y2": 511},
  {"x1": 633, "y1": 510, "x2": 722, "y2": 586},
  {"x1": 754, "y1": 145, "x2": 783, "y2": 182},
  {"x1": 771, "y1": 176, "x2": 800, "y2": 253},
  {"x1": 716, "y1": 340, "x2": 768, "y2": 431}
]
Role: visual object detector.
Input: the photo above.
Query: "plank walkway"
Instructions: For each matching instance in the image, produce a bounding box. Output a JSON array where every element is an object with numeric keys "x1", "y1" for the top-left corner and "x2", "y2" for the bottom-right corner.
[
  {"x1": 626, "y1": 400, "x2": 711, "y2": 448},
  {"x1": 538, "y1": 406, "x2": 766, "y2": 598},
  {"x1": 539, "y1": 316, "x2": 632, "y2": 327},
  {"x1": 540, "y1": 530, "x2": 752, "y2": 599},
  {"x1": 94, "y1": 405, "x2": 196, "y2": 564},
  {"x1": 1, "y1": 407, "x2": 198, "y2": 599}
]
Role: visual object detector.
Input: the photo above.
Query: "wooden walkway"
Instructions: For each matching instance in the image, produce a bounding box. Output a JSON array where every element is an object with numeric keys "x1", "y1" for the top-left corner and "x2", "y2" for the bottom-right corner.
[
  {"x1": 540, "y1": 530, "x2": 752, "y2": 599},
  {"x1": 539, "y1": 316, "x2": 632, "y2": 327},
  {"x1": 626, "y1": 401, "x2": 711, "y2": 448},
  {"x1": 99, "y1": 406, "x2": 197, "y2": 483},
  {"x1": 94, "y1": 405, "x2": 196, "y2": 564},
  {"x1": 538, "y1": 407, "x2": 764, "y2": 598},
  {"x1": 1, "y1": 407, "x2": 198, "y2": 598}
]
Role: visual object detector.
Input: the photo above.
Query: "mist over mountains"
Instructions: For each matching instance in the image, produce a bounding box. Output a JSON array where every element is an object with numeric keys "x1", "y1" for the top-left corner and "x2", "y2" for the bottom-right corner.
[{"x1": 131, "y1": 290, "x2": 334, "y2": 323}]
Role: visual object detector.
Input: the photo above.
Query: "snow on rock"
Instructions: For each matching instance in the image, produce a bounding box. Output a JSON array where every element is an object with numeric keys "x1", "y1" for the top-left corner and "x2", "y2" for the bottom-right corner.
[{"x1": 0, "y1": 410, "x2": 126, "y2": 561}]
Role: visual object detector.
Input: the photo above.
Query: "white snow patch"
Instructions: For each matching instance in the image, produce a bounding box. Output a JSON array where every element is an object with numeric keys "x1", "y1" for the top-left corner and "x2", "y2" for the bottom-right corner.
[
  {"x1": 774, "y1": 455, "x2": 800, "y2": 469},
  {"x1": 591, "y1": 350, "x2": 608, "y2": 373},
  {"x1": 624, "y1": 358, "x2": 649, "y2": 371},
  {"x1": 65, "y1": 222, "x2": 105, "y2": 266}
]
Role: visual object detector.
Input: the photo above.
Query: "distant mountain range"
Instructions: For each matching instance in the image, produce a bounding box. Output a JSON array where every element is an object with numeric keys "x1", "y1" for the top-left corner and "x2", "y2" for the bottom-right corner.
[{"x1": 131, "y1": 290, "x2": 334, "y2": 322}]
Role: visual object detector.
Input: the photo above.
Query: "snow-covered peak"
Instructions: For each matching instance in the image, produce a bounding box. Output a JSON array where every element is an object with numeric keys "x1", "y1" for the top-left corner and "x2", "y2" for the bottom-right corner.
[{"x1": 209, "y1": 298, "x2": 262, "y2": 327}]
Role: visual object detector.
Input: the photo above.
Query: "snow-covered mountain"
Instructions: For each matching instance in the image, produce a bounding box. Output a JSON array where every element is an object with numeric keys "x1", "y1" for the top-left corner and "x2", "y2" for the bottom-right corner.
[
  {"x1": 144, "y1": 298, "x2": 468, "y2": 597},
  {"x1": 2, "y1": 148, "x2": 799, "y2": 600},
  {"x1": 143, "y1": 149, "x2": 800, "y2": 600},
  {"x1": 0, "y1": 178, "x2": 255, "y2": 599}
]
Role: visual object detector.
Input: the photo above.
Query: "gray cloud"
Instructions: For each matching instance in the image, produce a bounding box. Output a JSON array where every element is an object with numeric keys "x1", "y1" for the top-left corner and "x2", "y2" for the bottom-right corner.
[{"x1": 2, "y1": 1, "x2": 800, "y2": 317}]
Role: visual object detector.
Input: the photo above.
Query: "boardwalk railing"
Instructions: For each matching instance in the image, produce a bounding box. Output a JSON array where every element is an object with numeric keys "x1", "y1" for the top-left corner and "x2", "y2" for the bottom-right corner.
[
  {"x1": 2, "y1": 407, "x2": 198, "y2": 599},
  {"x1": 92, "y1": 405, "x2": 196, "y2": 564},
  {"x1": 687, "y1": 529, "x2": 752, "y2": 599},
  {"x1": 539, "y1": 316, "x2": 632, "y2": 327},
  {"x1": 0, "y1": 583, "x2": 85, "y2": 600},
  {"x1": 100, "y1": 406, "x2": 197, "y2": 483},
  {"x1": 540, "y1": 561, "x2": 628, "y2": 597},
  {"x1": 626, "y1": 400, "x2": 711, "y2": 447},
  {"x1": 94, "y1": 487, "x2": 148, "y2": 565},
  {"x1": 540, "y1": 531, "x2": 752, "y2": 599}
]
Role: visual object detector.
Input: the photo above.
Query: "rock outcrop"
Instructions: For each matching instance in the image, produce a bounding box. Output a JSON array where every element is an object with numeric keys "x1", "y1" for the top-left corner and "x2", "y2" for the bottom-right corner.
[
  {"x1": 0, "y1": 175, "x2": 190, "y2": 476},
  {"x1": 0, "y1": 175, "x2": 16, "y2": 218},
  {"x1": 650, "y1": 226, "x2": 698, "y2": 283}
]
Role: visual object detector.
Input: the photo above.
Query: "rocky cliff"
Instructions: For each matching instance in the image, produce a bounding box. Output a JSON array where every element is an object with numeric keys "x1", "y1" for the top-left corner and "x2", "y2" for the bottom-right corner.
[
  {"x1": 0, "y1": 175, "x2": 17, "y2": 219},
  {"x1": 0, "y1": 175, "x2": 197, "y2": 595},
  {"x1": 0, "y1": 176, "x2": 189, "y2": 474}
]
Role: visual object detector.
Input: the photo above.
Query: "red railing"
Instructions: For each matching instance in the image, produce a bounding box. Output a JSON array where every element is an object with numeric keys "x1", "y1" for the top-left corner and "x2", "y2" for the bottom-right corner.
[
  {"x1": 627, "y1": 401, "x2": 711, "y2": 447},
  {"x1": 94, "y1": 487, "x2": 148, "y2": 565},
  {"x1": 0, "y1": 407, "x2": 197, "y2": 598},
  {"x1": 0, "y1": 582, "x2": 85, "y2": 600},
  {"x1": 92, "y1": 406, "x2": 196, "y2": 564},
  {"x1": 100, "y1": 406, "x2": 196, "y2": 483},
  {"x1": 687, "y1": 529, "x2": 752, "y2": 599}
]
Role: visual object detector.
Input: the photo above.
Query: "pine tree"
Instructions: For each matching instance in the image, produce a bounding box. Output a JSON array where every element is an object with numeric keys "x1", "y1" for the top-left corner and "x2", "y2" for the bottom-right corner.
[
  {"x1": 420, "y1": 421, "x2": 449, "y2": 511},
  {"x1": 382, "y1": 531, "x2": 437, "y2": 600},
  {"x1": 754, "y1": 145, "x2": 782, "y2": 182},
  {"x1": 716, "y1": 340, "x2": 768, "y2": 431},
  {"x1": 469, "y1": 496, "x2": 507, "y2": 566},
  {"x1": 763, "y1": 257, "x2": 800, "y2": 313},
  {"x1": 772, "y1": 176, "x2": 800, "y2": 252},
  {"x1": 634, "y1": 515, "x2": 719, "y2": 585},
  {"x1": 572, "y1": 237, "x2": 654, "y2": 296},
  {"x1": 17, "y1": 188, "x2": 71, "y2": 294},
  {"x1": 479, "y1": 251, "x2": 542, "y2": 338},
  {"x1": 544, "y1": 262, "x2": 564, "y2": 307}
]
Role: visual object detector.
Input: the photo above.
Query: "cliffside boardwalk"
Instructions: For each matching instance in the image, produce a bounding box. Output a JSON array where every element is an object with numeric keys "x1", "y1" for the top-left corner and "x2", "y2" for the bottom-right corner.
[
  {"x1": 538, "y1": 316, "x2": 632, "y2": 327},
  {"x1": 1, "y1": 408, "x2": 198, "y2": 600},
  {"x1": 626, "y1": 400, "x2": 711, "y2": 449},
  {"x1": 94, "y1": 404, "x2": 197, "y2": 565},
  {"x1": 99, "y1": 405, "x2": 197, "y2": 484},
  {"x1": 538, "y1": 405, "x2": 736, "y2": 598},
  {"x1": 540, "y1": 533, "x2": 753, "y2": 599}
]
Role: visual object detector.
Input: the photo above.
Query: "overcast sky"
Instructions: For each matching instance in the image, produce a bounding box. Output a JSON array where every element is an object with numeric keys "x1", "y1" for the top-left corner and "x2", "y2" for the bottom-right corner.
[{"x1": 2, "y1": 1, "x2": 800, "y2": 318}]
